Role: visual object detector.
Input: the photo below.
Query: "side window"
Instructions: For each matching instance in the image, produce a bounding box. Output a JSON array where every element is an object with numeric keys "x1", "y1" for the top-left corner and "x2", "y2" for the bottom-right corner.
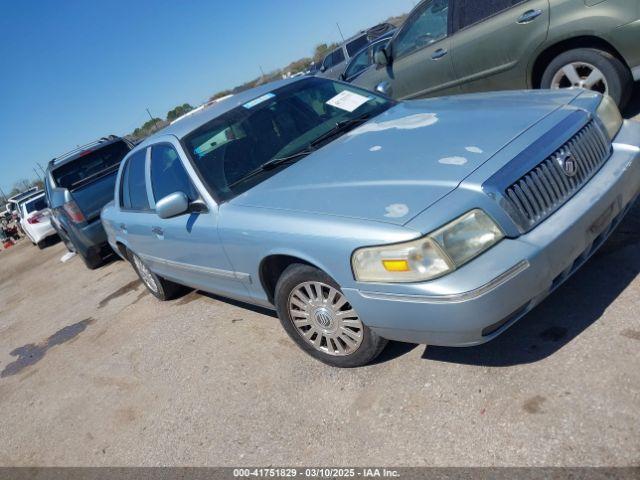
[
  {"x1": 456, "y1": 0, "x2": 526, "y2": 30},
  {"x1": 346, "y1": 35, "x2": 369, "y2": 57},
  {"x1": 394, "y1": 0, "x2": 449, "y2": 58},
  {"x1": 332, "y1": 48, "x2": 345, "y2": 65},
  {"x1": 345, "y1": 49, "x2": 370, "y2": 79},
  {"x1": 120, "y1": 150, "x2": 150, "y2": 211},
  {"x1": 150, "y1": 145, "x2": 199, "y2": 202},
  {"x1": 371, "y1": 41, "x2": 388, "y2": 58},
  {"x1": 322, "y1": 52, "x2": 334, "y2": 70}
]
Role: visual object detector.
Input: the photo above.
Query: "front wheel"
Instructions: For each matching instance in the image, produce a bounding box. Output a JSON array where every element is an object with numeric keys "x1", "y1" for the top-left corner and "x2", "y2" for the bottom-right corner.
[
  {"x1": 274, "y1": 264, "x2": 387, "y2": 368},
  {"x1": 541, "y1": 48, "x2": 632, "y2": 109}
]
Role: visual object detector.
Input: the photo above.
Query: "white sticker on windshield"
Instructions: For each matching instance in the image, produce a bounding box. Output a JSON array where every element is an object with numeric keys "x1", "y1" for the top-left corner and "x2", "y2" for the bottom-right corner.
[
  {"x1": 326, "y1": 90, "x2": 371, "y2": 112},
  {"x1": 243, "y1": 93, "x2": 275, "y2": 109}
]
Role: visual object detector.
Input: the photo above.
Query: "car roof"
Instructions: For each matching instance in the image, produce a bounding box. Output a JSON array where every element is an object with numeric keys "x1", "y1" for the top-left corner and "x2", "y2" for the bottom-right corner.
[
  {"x1": 136, "y1": 77, "x2": 302, "y2": 146},
  {"x1": 13, "y1": 190, "x2": 42, "y2": 205},
  {"x1": 8, "y1": 188, "x2": 39, "y2": 203}
]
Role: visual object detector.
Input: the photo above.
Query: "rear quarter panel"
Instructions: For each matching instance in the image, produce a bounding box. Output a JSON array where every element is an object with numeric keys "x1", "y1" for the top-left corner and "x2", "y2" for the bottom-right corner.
[
  {"x1": 100, "y1": 200, "x2": 124, "y2": 257},
  {"x1": 533, "y1": 0, "x2": 640, "y2": 75}
]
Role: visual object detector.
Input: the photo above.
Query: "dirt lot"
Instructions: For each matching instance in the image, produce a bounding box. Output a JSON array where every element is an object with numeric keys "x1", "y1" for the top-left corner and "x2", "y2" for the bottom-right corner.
[
  {"x1": 1, "y1": 96, "x2": 639, "y2": 467},
  {"x1": 0, "y1": 196, "x2": 637, "y2": 467}
]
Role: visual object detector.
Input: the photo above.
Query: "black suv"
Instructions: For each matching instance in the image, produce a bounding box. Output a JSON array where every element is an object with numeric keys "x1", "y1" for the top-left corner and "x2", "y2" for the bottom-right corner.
[{"x1": 44, "y1": 136, "x2": 134, "y2": 269}]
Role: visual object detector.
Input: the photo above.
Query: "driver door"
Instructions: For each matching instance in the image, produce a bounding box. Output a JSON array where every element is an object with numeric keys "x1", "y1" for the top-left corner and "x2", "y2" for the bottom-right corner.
[{"x1": 143, "y1": 141, "x2": 250, "y2": 301}]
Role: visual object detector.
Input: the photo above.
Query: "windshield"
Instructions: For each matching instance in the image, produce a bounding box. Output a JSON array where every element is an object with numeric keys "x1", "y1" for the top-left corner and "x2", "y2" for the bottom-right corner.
[
  {"x1": 183, "y1": 77, "x2": 393, "y2": 202},
  {"x1": 51, "y1": 141, "x2": 130, "y2": 190}
]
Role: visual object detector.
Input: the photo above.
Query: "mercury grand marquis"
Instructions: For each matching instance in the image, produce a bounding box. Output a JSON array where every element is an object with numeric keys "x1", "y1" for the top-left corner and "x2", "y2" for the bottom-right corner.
[{"x1": 101, "y1": 76, "x2": 640, "y2": 367}]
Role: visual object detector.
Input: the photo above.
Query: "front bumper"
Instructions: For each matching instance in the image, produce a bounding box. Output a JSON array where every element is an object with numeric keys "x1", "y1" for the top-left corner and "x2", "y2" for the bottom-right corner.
[{"x1": 343, "y1": 121, "x2": 640, "y2": 346}]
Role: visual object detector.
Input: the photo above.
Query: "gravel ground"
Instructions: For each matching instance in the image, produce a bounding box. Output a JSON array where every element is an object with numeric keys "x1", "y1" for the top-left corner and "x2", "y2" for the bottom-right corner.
[{"x1": 0, "y1": 94, "x2": 638, "y2": 467}]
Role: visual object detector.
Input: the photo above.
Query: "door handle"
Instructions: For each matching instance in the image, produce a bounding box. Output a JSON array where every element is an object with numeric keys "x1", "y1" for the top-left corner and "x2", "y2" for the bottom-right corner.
[
  {"x1": 517, "y1": 9, "x2": 543, "y2": 24},
  {"x1": 431, "y1": 48, "x2": 448, "y2": 60},
  {"x1": 151, "y1": 226, "x2": 164, "y2": 237},
  {"x1": 119, "y1": 223, "x2": 127, "y2": 232}
]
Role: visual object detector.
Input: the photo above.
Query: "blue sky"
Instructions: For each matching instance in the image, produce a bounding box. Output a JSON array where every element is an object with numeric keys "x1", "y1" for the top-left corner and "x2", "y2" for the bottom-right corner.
[{"x1": 0, "y1": 0, "x2": 415, "y2": 195}]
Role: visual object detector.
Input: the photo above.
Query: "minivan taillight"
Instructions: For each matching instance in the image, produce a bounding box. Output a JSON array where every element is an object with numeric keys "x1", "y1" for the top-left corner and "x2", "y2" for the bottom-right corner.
[{"x1": 63, "y1": 201, "x2": 85, "y2": 223}]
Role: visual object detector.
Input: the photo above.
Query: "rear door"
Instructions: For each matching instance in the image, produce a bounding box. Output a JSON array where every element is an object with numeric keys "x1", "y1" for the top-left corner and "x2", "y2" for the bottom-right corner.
[
  {"x1": 144, "y1": 142, "x2": 248, "y2": 298},
  {"x1": 116, "y1": 148, "x2": 157, "y2": 259},
  {"x1": 451, "y1": 0, "x2": 550, "y2": 92}
]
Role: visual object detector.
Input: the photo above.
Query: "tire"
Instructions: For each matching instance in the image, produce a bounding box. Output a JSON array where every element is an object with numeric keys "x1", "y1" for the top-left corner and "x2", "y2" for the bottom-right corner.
[
  {"x1": 59, "y1": 231, "x2": 76, "y2": 253},
  {"x1": 274, "y1": 264, "x2": 387, "y2": 368},
  {"x1": 541, "y1": 48, "x2": 633, "y2": 109},
  {"x1": 128, "y1": 251, "x2": 188, "y2": 301},
  {"x1": 79, "y1": 249, "x2": 104, "y2": 270},
  {"x1": 37, "y1": 240, "x2": 45, "y2": 249}
]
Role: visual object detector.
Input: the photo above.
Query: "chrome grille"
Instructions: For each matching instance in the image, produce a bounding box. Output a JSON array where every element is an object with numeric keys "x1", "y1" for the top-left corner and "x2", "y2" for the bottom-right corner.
[{"x1": 503, "y1": 120, "x2": 611, "y2": 230}]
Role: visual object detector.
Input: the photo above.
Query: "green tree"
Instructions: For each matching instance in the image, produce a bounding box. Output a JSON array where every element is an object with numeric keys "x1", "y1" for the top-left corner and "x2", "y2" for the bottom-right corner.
[
  {"x1": 131, "y1": 118, "x2": 166, "y2": 139},
  {"x1": 166, "y1": 103, "x2": 194, "y2": 122},
  {"x1": 313, "y1": 43, "x2": 338, "y2": 63}
]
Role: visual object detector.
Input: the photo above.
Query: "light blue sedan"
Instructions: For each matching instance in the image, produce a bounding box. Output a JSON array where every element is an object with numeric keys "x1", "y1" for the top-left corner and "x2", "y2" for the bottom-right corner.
[{"x1": 101, "y1": 77, "x2": 640, "y2": 367}]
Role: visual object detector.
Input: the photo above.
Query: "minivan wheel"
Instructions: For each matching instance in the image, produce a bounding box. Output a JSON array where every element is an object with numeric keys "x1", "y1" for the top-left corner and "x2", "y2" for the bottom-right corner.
[
  {"x1": 129, "y1": 252, "x2": 188, "y2": 301},
  {"x1": 541, "y1": 48, "x2": 632, "y2": 109},
  {"x1": 79, "y1": 249, "x2": 104, "y2": 270},
  {"x1": 59, "y1": 231, "x2": 76, "y2": 253},
  {"x1": 274, "y1": 264, "x2": 387, "y2": 368}
]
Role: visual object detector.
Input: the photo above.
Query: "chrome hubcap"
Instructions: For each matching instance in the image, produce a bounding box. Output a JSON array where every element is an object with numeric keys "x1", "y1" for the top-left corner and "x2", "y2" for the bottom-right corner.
[
  {"x1": 550, "y1": 62, "x2": 608, "y2": 95},
  {"x1": 288, "y1": 281, "x2": 363, "y2": 356},
  {"x1": 133, "y1": 255, "x2": 158, "y2": 293}
]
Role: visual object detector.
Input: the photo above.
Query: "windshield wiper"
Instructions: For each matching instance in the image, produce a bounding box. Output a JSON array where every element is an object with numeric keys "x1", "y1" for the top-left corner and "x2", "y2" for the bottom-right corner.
[
  {"x1": 227, "y1": 147, "x2": 316, "y2": 189},
  {"x1": 227, "y1": 111, "x2": 377, "y2": 190},
  {"x1": 309, "y1": 111, "x2": 377, "y2": 148}
]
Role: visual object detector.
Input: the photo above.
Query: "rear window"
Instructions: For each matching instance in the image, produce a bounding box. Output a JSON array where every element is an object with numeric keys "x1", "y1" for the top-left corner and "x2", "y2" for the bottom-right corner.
[
  {"x1": 25, "y1": 196, "x2": 47, "y2": 214},
  {"x1": 52, "y1": 141, "x2": 130, "y2": 190}
]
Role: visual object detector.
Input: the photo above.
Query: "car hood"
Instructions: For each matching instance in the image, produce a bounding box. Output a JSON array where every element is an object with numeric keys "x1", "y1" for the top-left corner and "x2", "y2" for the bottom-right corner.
[{"x1": 231, "y1": 89, "x2": 581, "y2": 226}]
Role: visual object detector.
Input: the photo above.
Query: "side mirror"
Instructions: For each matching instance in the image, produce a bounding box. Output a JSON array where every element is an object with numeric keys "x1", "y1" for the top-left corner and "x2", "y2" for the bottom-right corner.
[
  {"x1": 320, "y1": 65, "x2": 327, "y2": 73},
  {"x1": 156, "y1": 192, "x2": 189, "y2": 219},
  {"x1": 374, "y1": 48, "x2": 389, "y2": 67}
]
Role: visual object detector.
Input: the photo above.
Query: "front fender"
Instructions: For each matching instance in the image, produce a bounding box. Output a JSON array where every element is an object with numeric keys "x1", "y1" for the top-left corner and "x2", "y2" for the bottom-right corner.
[{"x1": 218, "y1": 204, "x2": 419, "y2": 305}]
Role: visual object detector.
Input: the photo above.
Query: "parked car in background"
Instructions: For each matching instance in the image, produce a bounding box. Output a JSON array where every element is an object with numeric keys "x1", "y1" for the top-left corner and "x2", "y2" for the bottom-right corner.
[
  {"x1": 354, "y1": 0, "x2": 640, "y2": 109},
  {"x1": 18, "y1": 193, "x2": 56, "y2": 248},
  {"x1": 340, "y1": 30, "x2": 396, "y2": 83},
  {"x1": 102, "y1": 76, "x2": 639, "y2": 367},
  {"x1": 5, "y1": 188, "x2": 40, "y2": 217},
  {"x1": 45, "y1": 135, "x2": 134, "y2": 268},
  {"x1": 8, "y1": 189, "x2": 42, "y2": 235},
  {"x1": 318, "y1": 22, "x2": 396, "y2": 80}
]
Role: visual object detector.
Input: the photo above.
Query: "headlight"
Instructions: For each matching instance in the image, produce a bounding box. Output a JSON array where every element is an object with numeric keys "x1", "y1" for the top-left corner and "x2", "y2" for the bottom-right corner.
[
  {"x1": 352, "y1": 209, "x2": 504, "y2": 283},
  {"x1": 596, "y1": 94, "x2": 622, "y2": 141}
]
